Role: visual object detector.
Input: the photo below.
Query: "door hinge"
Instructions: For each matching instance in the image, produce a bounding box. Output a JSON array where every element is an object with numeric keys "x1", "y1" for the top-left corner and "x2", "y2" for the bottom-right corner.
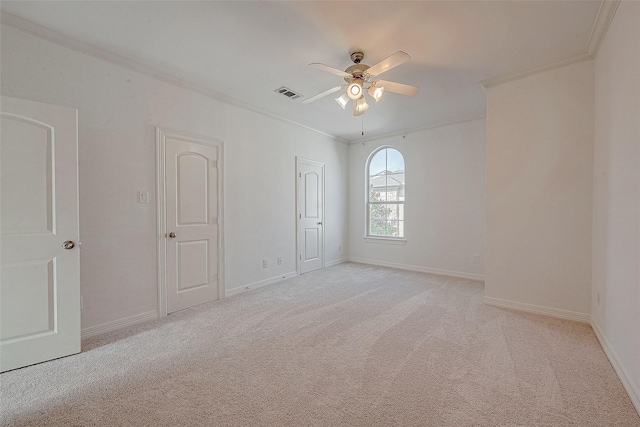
[
  {"x1": 299, "y1": 172, "x2": 301, "y2": 178},
  {"x1": 299, "y1": 213, "x2": 302, "y2": 219},
  {"x1": 300, "y1": 254, "x2": 302, "y2": 260}
]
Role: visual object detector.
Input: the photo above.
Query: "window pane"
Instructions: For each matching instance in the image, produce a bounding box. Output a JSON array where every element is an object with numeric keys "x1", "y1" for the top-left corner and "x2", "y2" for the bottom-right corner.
[
  {"x1": 369, "y1": 204, "x2": 387, "y2": 221},
  {"x1": 387, "y1": 171, "x2": 404, "y2": 201},
  {"x1": 369, "y1": 172, "x2": 386, "y2": 201},
  {"x1": 369, "y1": 186, "x2": 378, "y2": 202},
  {"x1": 370, "y1": 220, "x2": 400, "y2": 237},
  {"x1": 386, "y1": 148, "x2": 404, "y2": 171},
  {"x1": 370, "y1": 220, "x2": 396, "y2": 237},
  {"x1": 376, "y1": 174, "x2": 390, "y2": 201},
  {"x1": 387, "y1": 221, "x2": 398, "y2": 237},
  {"x1": 369, "y1": 149, "x2": 386, "y2": 176},
  {"x1": 385, "y1": 204, "x2": 399, "y2": 221}
]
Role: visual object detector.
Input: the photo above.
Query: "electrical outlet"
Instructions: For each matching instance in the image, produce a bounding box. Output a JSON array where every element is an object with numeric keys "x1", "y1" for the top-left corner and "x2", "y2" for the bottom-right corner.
[
  {"x1": 262, "y1": 259, "x2": 268, "y2": 268},
  {"x1": 277, "y1": 257, "x2": 282, "y2": 265},
  {"x1": 472, "y1": 255, "x2": 480, "y2": 264}
]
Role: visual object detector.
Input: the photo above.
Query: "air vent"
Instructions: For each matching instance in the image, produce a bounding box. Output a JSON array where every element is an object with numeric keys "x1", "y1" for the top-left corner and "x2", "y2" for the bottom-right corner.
[{"x1": 274, "y1": 86, "x2": 302, "y2": 100}]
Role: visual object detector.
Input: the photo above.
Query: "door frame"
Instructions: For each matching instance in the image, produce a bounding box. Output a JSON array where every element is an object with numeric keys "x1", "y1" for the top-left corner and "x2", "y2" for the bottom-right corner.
[
  {"x1": 155, "y1": 127, "x2": 225, "y2": 317},
  {"x1": 295, "y1": 157, "x2": 325, "y2": 275}
]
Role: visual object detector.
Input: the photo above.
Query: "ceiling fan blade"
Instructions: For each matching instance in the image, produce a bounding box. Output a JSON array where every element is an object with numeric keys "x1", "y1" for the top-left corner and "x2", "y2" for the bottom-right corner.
[
  {"x1": 364, "y1": 51, "x2": 411, "y2": 78},
  {"x1": 374, "y1": 80, "x2": 419, "y2": 96},
  {"x1": 309, "y1": 63, "x2": 351, "y2": 78},
  {"x1": 302, "y1": 85, "x2": 345, "y2": 104}
]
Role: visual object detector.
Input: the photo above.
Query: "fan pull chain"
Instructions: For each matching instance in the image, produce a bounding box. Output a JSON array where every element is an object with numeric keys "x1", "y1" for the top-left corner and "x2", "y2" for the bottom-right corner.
[{"x1": 361, "y1": 115, "x2": 365, "y2": 136}]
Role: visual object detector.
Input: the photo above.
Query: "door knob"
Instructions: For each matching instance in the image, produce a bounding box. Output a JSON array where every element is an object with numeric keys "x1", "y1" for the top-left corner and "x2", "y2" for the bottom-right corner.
[
  {"x1": 317, "y1": 221, "x2": 323, "y2": 225},
  {"x1": 168, "y1": 232, "x2": 176, "y2": 238},
  {"x1": 62, "y1": 241, "x2": 75, "y2": 250}
]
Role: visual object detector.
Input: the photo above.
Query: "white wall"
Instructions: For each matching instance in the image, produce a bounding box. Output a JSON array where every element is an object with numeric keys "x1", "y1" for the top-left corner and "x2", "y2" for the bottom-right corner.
[
  {"x1": 348, "y1": 119, "x2": 486, "y2": 280},
  {"x1": 0, "y1": 25, "x2": 349, "y2": 329},
  {"x1": 592, "y1": 1, "x2": 640, "y2": 411},
  {"x1": 484, "y1": 60, "x2": 594, "y2": 316}
]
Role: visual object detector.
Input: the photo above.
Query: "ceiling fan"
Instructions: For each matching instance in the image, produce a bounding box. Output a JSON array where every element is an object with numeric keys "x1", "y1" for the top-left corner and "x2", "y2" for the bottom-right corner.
[{"x1": 302, "y1": 51, "x2": 419, "y2": 116}]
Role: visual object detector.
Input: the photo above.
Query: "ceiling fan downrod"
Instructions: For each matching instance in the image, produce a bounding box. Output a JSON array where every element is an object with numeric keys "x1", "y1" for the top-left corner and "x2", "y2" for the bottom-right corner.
[{"x1": 350, "y1": 51, "x2": 364, "y2": 64}]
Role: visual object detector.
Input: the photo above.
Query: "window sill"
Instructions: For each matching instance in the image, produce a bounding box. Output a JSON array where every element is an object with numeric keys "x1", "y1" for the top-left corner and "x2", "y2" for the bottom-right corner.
[{"x1": 363, "y1": 236, "x2": 407, "y2": 245}]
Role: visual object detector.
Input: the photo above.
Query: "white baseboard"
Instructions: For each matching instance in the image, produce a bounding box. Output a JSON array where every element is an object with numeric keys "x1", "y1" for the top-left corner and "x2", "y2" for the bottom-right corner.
[
  {"x1": 81, "y1": 310, "x2": 158, "y2": 339},
  {"x1": 325, "y1": 257, "x2": 348, "y2": 267},
  {"x1": 591, "y1": 317, "x2": 640, "y2": 416},
  {"x1": 483, "y1": 296, "x2": 590, "y2": 323},
  {"x1": 226, "y1": 271, "x2": 297, "y2": 297},
  {"x1": 348, "y1": 257, "x2": 485, "y2": 281}
]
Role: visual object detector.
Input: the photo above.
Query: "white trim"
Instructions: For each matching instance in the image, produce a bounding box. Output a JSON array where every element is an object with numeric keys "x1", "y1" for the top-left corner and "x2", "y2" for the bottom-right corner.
[
  {"x1": 0, "y1": 11, "x2": 348, "y2": 145},
  {"x1": 483, "y1": 296, "x2": 590, "y2": 323},
  {"x1": 155, "y1": 128, "x2": 168, "y2": 317},
  {"x1": 325, "y1": 257, "x2": 348, "y2": 267},
  {"x1": 480, "y1": 0, "x2": 621, "y2": 90},
  {"x1": 348, "y1": 257, "x2": 484, "y2": 282},
  {"x1": 349, "y1": 115, "x2": 486, "y2": 144},
  {"x1": 226, "y1": 271, "x2": 297, "y2": 297},
  {"x1": 480, "y1": 52, "x2": 592, "y2": 89},
  {"x1": 591, "y1": 317, "x2": 640, "y2": 416},
  {"x1": 363, "y1": 237, "x2": 407, "y2": 246},
  {"x1": 81, "y1": 310, "x2": 158, "y2": 339},
  {"x1": 155, "y1": 127, "x2": 225, "y2": 316},
  {"x1": 585, "y1": 0, "x2": 621, "y2": 59}
]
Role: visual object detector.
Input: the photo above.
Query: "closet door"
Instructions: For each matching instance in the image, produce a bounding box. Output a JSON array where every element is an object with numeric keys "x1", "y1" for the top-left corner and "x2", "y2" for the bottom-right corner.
[{"x1": 1, "y1": 96, "x2": 80, "y2": 372}]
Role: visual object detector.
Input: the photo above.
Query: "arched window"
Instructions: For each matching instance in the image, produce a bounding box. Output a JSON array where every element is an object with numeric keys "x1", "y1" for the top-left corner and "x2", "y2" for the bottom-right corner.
[{"x1": 367, "y1": 147, "x2": 405, "y2": 238}]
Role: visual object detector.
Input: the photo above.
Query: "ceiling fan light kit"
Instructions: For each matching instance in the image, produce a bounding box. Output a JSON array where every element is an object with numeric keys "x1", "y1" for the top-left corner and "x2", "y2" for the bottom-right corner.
[
  {"x1": 347, "y1": 82, "x2": 363, "y2": 99},
  {"x1": 353, "y1": 96, "x2": 369, "y2": 116},
  {"x1": 367, "y1": 84, "x2": 384, "y2": 102},
  {"x1": 304, "y1": 50, "x2": 419, "y2": 116},
  {"x1": 335, "y1": 93, "x2": 350, "y2": 109}
]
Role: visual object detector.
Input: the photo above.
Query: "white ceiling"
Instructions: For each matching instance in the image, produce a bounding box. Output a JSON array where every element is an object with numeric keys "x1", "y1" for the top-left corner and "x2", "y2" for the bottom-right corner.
[{"x1": 1, "y1": 1, "x2": 602, "y2": 142}]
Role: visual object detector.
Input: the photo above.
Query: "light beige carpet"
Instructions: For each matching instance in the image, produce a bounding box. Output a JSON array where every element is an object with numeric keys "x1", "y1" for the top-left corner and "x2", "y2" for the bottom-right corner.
[{"x1": 1, "y1": 263, "x2": 638, "y2": 426}]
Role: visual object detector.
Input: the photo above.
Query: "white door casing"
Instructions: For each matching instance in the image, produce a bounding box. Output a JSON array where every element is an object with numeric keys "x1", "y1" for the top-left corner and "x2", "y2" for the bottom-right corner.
[
  {"x1": 297, "y1": 158, "x2": 324, "y2": 275},
  {"x1": 156, "y1": 129, "x2": 224, "y2": 315},
  {"x1": 0, "y1": 96, "x2": 80, "y2": 372}
]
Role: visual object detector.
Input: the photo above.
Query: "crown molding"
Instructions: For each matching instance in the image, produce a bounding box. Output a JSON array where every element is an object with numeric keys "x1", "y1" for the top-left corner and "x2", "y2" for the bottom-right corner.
[
  {"x1": 481, "y1": 0, "x2": 620, "y2": 90},
  {"x1": 0, "y1": 11, "x2": 349, "y2": 144},
  {"x1": 348, "y1": 114, "x2": 486, "y2": 144},
  {"x1": 585, "y1": 0, "x2": 620, "y2": 59},
  {"x1": 480, "y1": 52, "x2": 592, "y2": 90}
]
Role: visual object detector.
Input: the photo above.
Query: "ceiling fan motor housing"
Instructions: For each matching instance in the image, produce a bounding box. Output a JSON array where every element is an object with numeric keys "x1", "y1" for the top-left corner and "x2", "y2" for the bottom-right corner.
[{"x1": 344, "y1": 63, "x2": 370, "y2": 84}]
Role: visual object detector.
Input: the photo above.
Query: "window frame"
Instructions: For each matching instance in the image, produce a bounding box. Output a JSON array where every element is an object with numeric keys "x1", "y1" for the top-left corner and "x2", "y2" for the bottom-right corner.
[{"x1": 365, "y1": 146, "x2": 406, "y2": 242}]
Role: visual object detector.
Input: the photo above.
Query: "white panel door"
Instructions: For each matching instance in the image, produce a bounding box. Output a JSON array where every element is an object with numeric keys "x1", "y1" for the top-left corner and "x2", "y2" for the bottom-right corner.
[
  {"x1": 0, "y1": 96, "x2": 80, "y2": 372},
  {"x1": 297, "y1": 158, "x2": 324, "y2": 274},
  {"x1": 165, "y1": 137, "x2": 219, "y2": 313}
]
